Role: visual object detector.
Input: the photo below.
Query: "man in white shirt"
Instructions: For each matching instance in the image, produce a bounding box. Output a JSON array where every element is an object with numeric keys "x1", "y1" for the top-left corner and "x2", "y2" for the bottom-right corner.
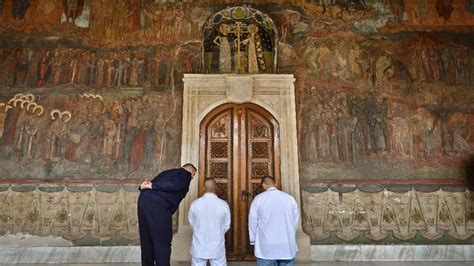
[
  {"x1": 188, "y1": 178, "x2": 231, "y2": 266},
  {"x1": 249, "y1": 176, "x2": 299, "y2": 266}
]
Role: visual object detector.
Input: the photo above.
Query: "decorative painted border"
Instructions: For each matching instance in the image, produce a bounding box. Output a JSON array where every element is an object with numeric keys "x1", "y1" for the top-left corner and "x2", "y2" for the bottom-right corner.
[{"x1": 302, "y1": 188, "x2": 474, "y2": 243}]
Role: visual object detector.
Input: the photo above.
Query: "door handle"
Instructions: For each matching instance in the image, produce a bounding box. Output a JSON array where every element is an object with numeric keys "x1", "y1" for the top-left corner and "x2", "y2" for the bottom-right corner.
[{"x1": 241, "y1": 190, "x2": 250, "y2": 201}]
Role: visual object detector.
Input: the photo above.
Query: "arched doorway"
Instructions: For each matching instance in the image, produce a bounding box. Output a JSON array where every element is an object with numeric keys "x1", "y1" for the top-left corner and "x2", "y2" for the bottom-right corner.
[{"x1": 198, "y1": 103, "x2": 281, "y2": 260}]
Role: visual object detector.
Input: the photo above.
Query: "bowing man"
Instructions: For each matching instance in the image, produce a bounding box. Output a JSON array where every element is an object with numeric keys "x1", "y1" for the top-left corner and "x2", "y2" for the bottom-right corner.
[
  {"x1": 188, "y1": 178, "x2": 231, "y2": 266},
  {"x1": 249, "y1": 176, "x2": 299, "y2": 266},
  {"x1": 138, "y1": 163, "x2": 197, "y2": 266}
]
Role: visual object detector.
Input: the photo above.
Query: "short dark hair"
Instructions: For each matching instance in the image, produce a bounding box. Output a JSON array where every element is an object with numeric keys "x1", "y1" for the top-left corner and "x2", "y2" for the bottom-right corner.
[
  {"x1": 182, "y1": 163, "x2": 197, "y2": 171},
  {"x1": 261, "y1": 176, "x2": 275, "y2": 185}
]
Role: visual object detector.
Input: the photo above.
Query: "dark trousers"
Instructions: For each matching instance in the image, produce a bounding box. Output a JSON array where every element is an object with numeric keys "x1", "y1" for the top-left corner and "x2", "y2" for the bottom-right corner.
[{"x1": 138, "y1": 193, "x2": 173, "y2": 266}]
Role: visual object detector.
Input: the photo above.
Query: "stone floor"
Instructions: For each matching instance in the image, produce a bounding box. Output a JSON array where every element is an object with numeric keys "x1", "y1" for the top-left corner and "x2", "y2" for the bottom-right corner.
[{"x1": 9, "y1": 262, "x2": 474, "y2": 265}]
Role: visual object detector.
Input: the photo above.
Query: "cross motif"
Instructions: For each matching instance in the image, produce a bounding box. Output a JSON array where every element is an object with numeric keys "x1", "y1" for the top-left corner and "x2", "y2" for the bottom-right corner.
[{"x1": 230, "y1": 22, "x2": 248, "y2": 73}]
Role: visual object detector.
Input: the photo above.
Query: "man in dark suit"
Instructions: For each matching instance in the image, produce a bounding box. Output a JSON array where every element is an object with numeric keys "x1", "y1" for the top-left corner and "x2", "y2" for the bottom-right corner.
[{"x1": 138, "y1": 163, "x2": 197, "y2": 266}]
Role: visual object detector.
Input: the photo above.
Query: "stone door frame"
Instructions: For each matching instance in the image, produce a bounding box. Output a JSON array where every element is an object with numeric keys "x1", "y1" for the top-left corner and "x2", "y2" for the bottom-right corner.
[{"x1": 173, "y1": 74, "x2": 310, "y2": 261}]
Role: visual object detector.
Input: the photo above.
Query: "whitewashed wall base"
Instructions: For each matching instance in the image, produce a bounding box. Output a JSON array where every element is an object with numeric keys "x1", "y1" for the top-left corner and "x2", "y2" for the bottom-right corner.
[
  {"x1": 0, "y1": 246, "x2": 141, "y2": 264},
  {"x1": 311, "y1": 245, "x2": 474, "y2": 261},
  {"x1": 1, "y1": 245, "x2": 472, "y2": 263}
]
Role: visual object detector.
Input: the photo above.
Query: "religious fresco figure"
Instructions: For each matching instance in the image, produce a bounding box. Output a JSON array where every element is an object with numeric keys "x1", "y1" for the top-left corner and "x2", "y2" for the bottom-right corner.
[
  {"x1": 68, "y1": 52, "x2": 79, "y2": 84},
  {"x1": 13, "y1": 105, "x2": 29, "y2": 154},
  {"x1": 458, "y1": 47, "x2": 471, "y2": 85},
  {"x1": 63, "y1": 0, "x2": 84, "y2": 24},
  {"x1": 112, "y1": 100, "x2": 126, "y2": 159},
  {"x1": 20, "y1": 111, "x2": 41, "y2": 158},
  {"x1": 241, "y1": 24, "x2": 267, "y2": 74},
  {"x1": 47, "y1": 113, "x2": 69, "y2": 161},
  {"x1": 427, "y1": 47, "x2": 440, "y2": 82},
  {"x1": 2, "y1": 106, "x2": 21, "y2": 147},
  {"x1": 61, "y1": 51, "x2": 71, "y2": 84},
  {"x1": 336, "y1": 110, "x2": 353, "y2": 162},
  {"x1": 14, "y1": 50, "x2": 28, "y2": 87},
  {"x1": 104, "y1": 54, "x2": 114, "y2": 88},
  {"x1": 103, "y1": 118, "x2": 118, "y2": 158},
  {"x1": 37, "y1": 51, "x2": 51, "y2": 87},
  {"x1": 368, "y1": 98, "x2": 388, "y2": 153},
  {"x1": 212, "y1": 23, "x2": 234, "y2": 73},
  {"x1": 326, "y1": 111, "x2": 339, "y2": 161},
  {"x1": 122, "y1": 52, "x2": 131, "y2": 86},
  {"x1": 129, "y1": 118, "x2": 150, "y2": 172},
  {"x1": 317, "y1": 112, "x2": 331, "y2": 159},
  {"x1": 136, "y1": 55, "x2": 145, "y2": 86},
  {"x1": 300, "y1": 89, "x2": 319, "y2": 162},
  {"x1": 5, "y1": 49, "x2": 19, "y2": 86},
  {"x1": 204, "y1": 6, "x2": 276, "y2": 74},
  {"x1": 413, "y1": 0, "x2": 429, "y2": 23},
  {"x1": 77, "y1": 52, "x2": 90, "y2": 86},
  {"x1": 384, "y1": 0, "x2": 405, "y2": 23},
  {"x1": 414, "y1": 108, "x2": 437, "y2": 159},
  {"x1": 125, "y1": 0, "x2": 141, "y2": 32},
  {"x1": 129, "y1": 56, "x2": 139, "y2": 86},
  {"x1": 409, "y1": 48, "x2": 426, "y2": 92},
  {"x1": 436, "y1": 0, "x2": 454, "y2": 23},
  {"x1": 25, "y1": 51, "x2": 39, "y2": 88},
  {"x1": 374, "y1": 55, "x2": 392, "y2": 90},
  {"x1": 88, "y1": 52, "x2": 97, "y2": 86},
  {"x1": 95, "y1": 56, "x2": 104, "y2": 87},
  {"x1": 143, "y1": 120, "x2": 157, "y2": 170},
  {"x1": 124, "y1": 99, "x2": 140, "y2": 168},
  {"x1": 442, "y1": 47, "x2": 457, "y2": 85},
  {"x1": 317, "y1": 43, "x2": 332, "y2": 76},
  {"x1": 12, "y1": 0, "x2": 30, "y2": 20},
  {"x1": 113, "y1": 55, "x2": 124, "y2": 87},
  {"x1": 0, "y1": 50, "x2": 7, "y2": 84},
  {"x1": 349, "y1": 44, "x2": 362, "y2": 77},
  {"x1": 150, "y1": 52, "x2": 161, "y2": 87},
  {"x1": 448, "y1": 113, "x2": 470, "y2": 155},
  {"x1": 66, "y1": 110, "x2": 88, "y2": 163},
  {"x1": 51, "y1": 51, "x2": 63, "y2": 86}
]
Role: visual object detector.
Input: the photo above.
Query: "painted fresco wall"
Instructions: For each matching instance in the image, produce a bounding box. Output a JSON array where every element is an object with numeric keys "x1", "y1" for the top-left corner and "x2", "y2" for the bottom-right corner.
[{"x1": 0, "y1": 0, "x2": 473, "y2": 245}]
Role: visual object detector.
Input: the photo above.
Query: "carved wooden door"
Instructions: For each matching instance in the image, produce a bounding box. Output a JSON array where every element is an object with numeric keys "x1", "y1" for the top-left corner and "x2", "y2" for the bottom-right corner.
[{"x1": 199, "y1": 103, "x2": 280, "y2": 260}]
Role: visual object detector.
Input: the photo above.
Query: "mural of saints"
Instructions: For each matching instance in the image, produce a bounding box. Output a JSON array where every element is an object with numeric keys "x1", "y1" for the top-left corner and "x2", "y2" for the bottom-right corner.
[
  {"x1": 212, "y1": 23, "x2": 234, "y2": 73},
  {"x1": 11, "y1": 0, "x2": 30, "y2": 20},
  {"x1": 241, "y1": 24, "x2": 267, "y2": 74},
  {"x1": 203, "y1": 6, "x2": 276, "y2": 74}
]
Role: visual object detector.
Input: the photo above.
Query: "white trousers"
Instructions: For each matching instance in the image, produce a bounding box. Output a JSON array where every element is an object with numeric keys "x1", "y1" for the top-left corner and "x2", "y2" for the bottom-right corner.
[{"x1": 191, "y1": 255, "x2": 227, "y2": 266}]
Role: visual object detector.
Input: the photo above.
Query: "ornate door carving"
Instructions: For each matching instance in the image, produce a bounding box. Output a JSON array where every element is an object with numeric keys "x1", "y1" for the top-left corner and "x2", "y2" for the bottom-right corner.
[{"x1": 199, "y1": 103, "x2": 280, "y2": 260}]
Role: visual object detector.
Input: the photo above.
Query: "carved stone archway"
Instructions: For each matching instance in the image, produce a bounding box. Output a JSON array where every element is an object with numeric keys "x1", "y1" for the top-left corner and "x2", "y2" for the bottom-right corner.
[{"x1": 172, "y1": 74, "x2": 310, "y2": 261}]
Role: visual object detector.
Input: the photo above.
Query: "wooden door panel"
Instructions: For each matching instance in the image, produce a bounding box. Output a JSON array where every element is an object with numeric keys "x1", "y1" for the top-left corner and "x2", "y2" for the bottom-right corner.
[
  {"x1": 242, "y1": 107, "x2": 279, "y2": 259},
  {"x1": 199, "y1": 103, "x2": 280, "y2": 260},
  {"x1": 199, "y1": 107, "x2": 236, "y2": 258}
]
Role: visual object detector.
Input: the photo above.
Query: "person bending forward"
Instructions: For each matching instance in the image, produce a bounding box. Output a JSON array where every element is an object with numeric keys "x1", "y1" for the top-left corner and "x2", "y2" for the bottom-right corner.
[{"x1": 138, "y1": 163, "x2": 196, "y2": 266}]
